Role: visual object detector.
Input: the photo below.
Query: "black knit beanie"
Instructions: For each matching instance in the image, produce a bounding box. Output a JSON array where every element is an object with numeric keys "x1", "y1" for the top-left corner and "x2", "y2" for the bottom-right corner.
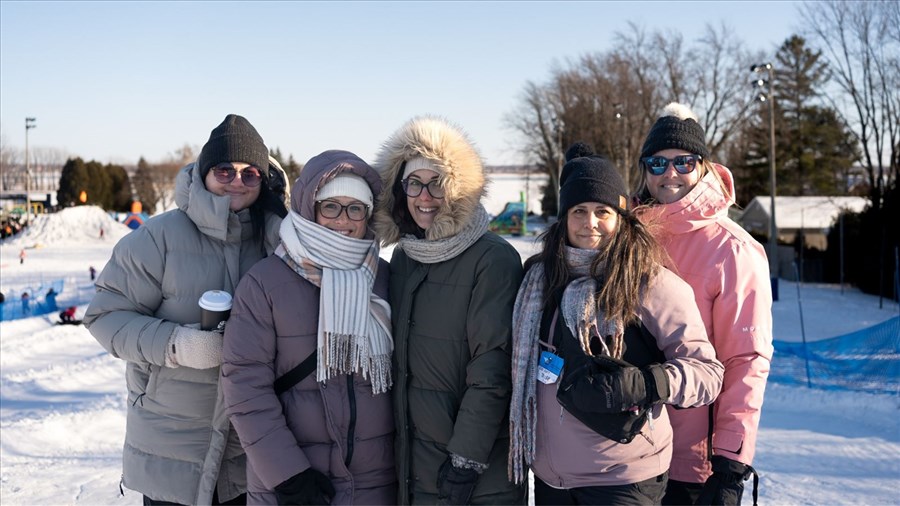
[
  {"x1": 640, "y1": 102, "x2": 709, "y2": 159},
  {"x1": 565, "y1": 141, "x2": 596, "y2": 162},
  {"x1": 558, "y1": 155, "x2": 629, "y2": 219},
  {"x1": 198, "y1": 114, "x2": 270, "y2": 180}
]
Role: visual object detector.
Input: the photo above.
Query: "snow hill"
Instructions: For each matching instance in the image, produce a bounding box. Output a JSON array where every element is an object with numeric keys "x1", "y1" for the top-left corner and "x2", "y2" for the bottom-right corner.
[{"x1": 2, "y1": 206, "x2": 131, "y2": 249}]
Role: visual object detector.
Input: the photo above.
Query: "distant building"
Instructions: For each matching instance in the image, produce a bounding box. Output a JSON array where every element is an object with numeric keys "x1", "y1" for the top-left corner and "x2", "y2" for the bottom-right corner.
[
  {"x1": 483, "y1": 165, "x2": 547, "y2": 216},
  {"x1": 740, "y1": 196, "x2": 869, "y2": 250}
]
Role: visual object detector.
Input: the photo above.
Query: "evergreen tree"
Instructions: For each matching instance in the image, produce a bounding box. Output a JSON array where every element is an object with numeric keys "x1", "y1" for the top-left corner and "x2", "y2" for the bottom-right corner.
[
  {"x1": 283, "y1": 154, "x2": 302, "y2": 187},
  {"x1": 86, "y1": 160, "x2": 111, "y2": 208},
  {"x1": 269, "y1": 146, "x2": 303, "y2": 188},
  {"x1": 106, "y1": 163, "x2": 133, "y2": 212},
  {"x1": 133, "y1": 156, "x2": 159, "y2": 215},
  {"x1": 736, "y1": 35, "x2": 859, "y2": 199},
  {"x1": 57, "y1": 158, "x2": 91, "y2": 207}
]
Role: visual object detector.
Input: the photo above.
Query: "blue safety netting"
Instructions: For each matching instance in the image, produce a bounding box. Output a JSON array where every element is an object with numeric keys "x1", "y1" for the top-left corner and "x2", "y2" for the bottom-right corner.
[
  {"x1": 0, "y1": 279, "x2": 73, "y2": 321},
  {"x1": 770, "y1": 316, "x2": 900, "y2": 395}
]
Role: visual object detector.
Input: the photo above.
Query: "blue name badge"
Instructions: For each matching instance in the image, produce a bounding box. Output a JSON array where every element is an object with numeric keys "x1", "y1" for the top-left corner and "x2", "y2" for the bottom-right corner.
[{"x1": 537, "y1": 351, "x2": 564, "y2": 384}]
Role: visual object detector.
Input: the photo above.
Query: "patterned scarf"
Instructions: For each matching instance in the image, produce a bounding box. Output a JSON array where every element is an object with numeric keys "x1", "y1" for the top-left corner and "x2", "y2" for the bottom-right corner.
[
  {"x1": 508, "y1": 246, "x2": 624, "y2": 484},
  {"x1": 276, "y1": 211, "x2": 393, "y2": 394},
  {"x1": 399, "y1": 204, "x2": 490, "y2": 264}
]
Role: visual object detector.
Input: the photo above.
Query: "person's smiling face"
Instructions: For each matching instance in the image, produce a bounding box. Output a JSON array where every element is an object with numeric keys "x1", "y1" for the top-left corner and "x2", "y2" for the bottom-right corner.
[
  {"x1": 645, "y1": 148, "x2": 701, "y2": 204},
  {"x1": 566, "y1": 202, "x2": 619, "y2": 250},
  {"x1": 405, "y1": 169, "x2": 443, "y2": 230},
  {"x1": 315, "y1": 196, "x2": 368, "y2": 239},
  {"x1": 204, "y1": 162, "x2": 262, "y2": 211}
]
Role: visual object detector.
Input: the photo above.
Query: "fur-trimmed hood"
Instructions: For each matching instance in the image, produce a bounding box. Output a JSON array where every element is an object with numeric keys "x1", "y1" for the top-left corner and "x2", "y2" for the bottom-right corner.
[{"x1": 373, "y1": 116, "x2": 487, "y2": 245}]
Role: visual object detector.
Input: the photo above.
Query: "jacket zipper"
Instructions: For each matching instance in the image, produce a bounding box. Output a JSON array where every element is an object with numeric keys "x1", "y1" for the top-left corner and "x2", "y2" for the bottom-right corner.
[{"x1": 345, "y1": 375, "x2": 356, "y2": 467}]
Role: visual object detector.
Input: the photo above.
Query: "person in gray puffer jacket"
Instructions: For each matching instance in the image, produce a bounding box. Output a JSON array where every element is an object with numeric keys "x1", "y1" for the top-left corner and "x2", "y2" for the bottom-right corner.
[
  {"x1": 221, "y1": 150, "x2": 396, "y2": 505},
  {"x1": 84, "y1": 114, "x2": 287, "y2": 506}
]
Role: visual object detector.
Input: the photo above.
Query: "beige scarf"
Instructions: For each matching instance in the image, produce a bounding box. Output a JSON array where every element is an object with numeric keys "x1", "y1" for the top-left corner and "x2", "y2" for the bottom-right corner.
[{"x1": 276, "y1": 211, "x2": 393, "y2": 394}]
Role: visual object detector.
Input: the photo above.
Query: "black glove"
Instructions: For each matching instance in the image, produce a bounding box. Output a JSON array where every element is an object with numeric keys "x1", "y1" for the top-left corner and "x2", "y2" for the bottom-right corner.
[
  {"x1": 436, "y1": 457, "x2": 479, "y2": 505},
  {"x1": 696, "y1": 456, "x2": 755, "y2": 506},
  {"x1": 572, "y1": 356, "x2": 669, "y2": 413},
  {"x1": 274, "y1": 468, "x2": 336, "y2": 505}
]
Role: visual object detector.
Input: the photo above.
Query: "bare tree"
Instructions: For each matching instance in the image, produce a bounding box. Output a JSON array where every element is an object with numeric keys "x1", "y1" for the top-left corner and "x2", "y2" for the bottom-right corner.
[
  {"x1": 505, "y1": 80, "x2": 563, "y2": 214},
  {"x1": 0, "y1": 133, "x2": 22, "y2": 191},
  {"x1": 506, "y1": 21, "x2": 770, "y2": 209},
  {"x1": 30, "y1": 147, "x2": 69, "y2": 192},
  {"x1": 801, "y1": 0, "x2": 900, "y2": 209},
  {"x1": 691, "y1": 23, "x2": 761, "y2": 158},
  {"x1": 650, "y1": 23, "x2": 760, "y2": 161}
]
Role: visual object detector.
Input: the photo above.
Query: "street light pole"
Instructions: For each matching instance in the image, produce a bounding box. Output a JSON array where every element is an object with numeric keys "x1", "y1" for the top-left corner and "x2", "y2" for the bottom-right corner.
[
  {"x1": 752, "y1": 63, "x2": 778, "y2": 301},
  {"x1": 553, "y1": 116, "x2": 564, "y2": 215},
  {"x1": 24, "y1": 117, "x2": 37, "y2": 225}
]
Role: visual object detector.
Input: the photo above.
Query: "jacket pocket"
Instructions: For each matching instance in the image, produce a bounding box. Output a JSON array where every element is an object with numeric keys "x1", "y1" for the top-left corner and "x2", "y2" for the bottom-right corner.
[{"x1": 145, "y1": 363, "x2": 161, "y2": 399}]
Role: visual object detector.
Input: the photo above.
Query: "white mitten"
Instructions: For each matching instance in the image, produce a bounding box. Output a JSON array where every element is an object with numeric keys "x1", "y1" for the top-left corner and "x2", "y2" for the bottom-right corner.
[{"x1": 165, "y1": 325, "x2": 223, "y2": 369}]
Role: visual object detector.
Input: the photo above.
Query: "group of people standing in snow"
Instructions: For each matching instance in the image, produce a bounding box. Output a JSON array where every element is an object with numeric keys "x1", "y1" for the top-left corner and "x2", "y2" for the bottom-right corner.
[{"x1": 85, "y1": 106, "x2": 772, "y2": 506}]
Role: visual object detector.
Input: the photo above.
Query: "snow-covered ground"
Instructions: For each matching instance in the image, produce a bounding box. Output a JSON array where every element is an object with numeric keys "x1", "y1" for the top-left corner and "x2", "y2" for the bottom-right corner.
[{"x1": 1, "y1": 206, "x2": 898, "y2": 505}]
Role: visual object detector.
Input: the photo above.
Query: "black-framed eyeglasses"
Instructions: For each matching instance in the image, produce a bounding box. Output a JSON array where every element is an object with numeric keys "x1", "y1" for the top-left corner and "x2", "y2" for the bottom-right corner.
[
  {"x1": 640, "y1": 154, "x2": 702, "y2": 176},
  {"x1": 401, "y1": 178, "x2": 445, "y2": 198},
  {"x1": 316, "y1": 200, "x2": 369, "y2": 221},
  {"x1": 211, "y1": 163, "x2": 263, "y2": 187}
]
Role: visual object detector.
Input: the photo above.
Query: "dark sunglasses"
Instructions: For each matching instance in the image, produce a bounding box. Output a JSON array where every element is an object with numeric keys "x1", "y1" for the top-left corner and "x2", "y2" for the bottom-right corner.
[
  {"x1": 316, "y1": 200, "x2": 369, "y2": 221},
  {"x1": 640, "y1": 154, "x2": 702, "y2": 176},
  {"x1": 401, "y1": 178, "x2": 445, "y2": 198},
  {"x1": 211, "y1": 163, "x2": 263, "y2": 187}
]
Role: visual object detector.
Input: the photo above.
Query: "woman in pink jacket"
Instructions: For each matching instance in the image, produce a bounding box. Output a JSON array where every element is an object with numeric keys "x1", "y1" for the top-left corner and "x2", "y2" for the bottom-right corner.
[{"x1": 635, "y1": 102, "x2": 774, "y2": 505}]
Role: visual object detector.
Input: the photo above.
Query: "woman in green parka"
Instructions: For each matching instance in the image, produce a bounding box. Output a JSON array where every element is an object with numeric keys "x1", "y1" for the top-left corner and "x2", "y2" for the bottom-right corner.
[{"x1": 373, "y1": 116, "x2": 525, "y2": 505}]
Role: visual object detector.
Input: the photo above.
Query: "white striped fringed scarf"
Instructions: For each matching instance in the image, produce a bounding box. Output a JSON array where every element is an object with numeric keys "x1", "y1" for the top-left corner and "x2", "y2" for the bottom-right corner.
[
  {"x1": 276, "y1": 211, "x2": 393, "y2": 394},
  {"x1": 399, "y1": 204, "x2": 490, "y2": 264},
  {"x1": 508, "y1": 246, "x2": 624, "y2": 484}
]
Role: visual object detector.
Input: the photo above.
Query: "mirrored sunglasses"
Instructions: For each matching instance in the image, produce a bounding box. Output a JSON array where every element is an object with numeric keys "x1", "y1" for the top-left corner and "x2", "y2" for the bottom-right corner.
[
  {"x1": 401, "y1": 178, "x2": 445, "y2": 198},
  {"x1": 640, "y1": 154, "x2": 702, "y2": 176},
  {"x1": 316, "y1": 200, "x2": 369, "y2": 221},
  {"x1": 211, "y1": 163, "x2": 263, "y2": 187}
]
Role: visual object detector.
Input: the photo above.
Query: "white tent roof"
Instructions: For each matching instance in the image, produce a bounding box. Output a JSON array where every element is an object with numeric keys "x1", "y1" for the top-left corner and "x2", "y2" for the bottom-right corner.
[{"x1": 746, "y1": 196, "x2": 869, "y2": 229}]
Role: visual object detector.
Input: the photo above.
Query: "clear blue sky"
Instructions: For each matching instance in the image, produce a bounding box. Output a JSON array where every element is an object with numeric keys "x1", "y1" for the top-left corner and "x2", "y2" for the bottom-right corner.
[{"x1": 1, "y1": 1, "x2": 803, "y2": 167}]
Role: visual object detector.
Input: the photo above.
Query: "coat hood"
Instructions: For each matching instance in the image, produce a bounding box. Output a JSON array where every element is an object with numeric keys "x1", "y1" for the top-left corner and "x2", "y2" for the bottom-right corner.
[
  {"x1": 175, "y1": 158, "x2": 290, "y2": 242},
  {"x1": 174, "y1": 162, "x2": 236, "y2": 241},
  {"x1": 373, "y1": 116, "x2": 487, "y2": 245},
  {"x1": 290, "y1": 149, "x2": 382, "y2": 226}
]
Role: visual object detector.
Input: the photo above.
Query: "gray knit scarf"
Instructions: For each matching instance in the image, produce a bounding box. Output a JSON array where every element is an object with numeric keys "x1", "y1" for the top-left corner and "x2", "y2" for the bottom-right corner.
[
  {"x1": 399, "y1": 204, "x2": 490, "y2": 264},
  {"x1": 276, "y1": 211, "x2": 393, "y2": 394},
  {"x1": 508, "y1": 246, "x2": 624, "y2": 484}
]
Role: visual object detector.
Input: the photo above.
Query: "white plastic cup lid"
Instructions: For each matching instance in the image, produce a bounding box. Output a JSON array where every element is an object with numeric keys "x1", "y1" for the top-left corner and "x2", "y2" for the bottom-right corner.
[{"x1": 199, "y1": 290, "x2": 232, "y2": 311}]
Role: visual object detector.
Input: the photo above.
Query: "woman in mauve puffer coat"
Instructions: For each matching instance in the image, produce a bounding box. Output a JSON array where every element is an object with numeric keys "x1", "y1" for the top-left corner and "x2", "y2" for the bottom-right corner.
[{"x1": 221, "y1": 150, "x2": 396, "y2": 505}]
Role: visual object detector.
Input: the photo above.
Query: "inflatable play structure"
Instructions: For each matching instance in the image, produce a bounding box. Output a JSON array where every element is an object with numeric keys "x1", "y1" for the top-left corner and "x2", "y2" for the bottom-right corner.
[
  {"x1": 122, "y1": 201, "x2": 150, "y2": 230},
  {"x1": 489, "y1": 198, "x2": 526, "y2": 236}
]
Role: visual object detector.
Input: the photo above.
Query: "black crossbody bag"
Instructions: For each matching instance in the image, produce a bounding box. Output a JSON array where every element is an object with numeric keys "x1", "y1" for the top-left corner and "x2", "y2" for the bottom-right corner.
[
  {"x1": 273, "y1": 351, "x2": 317, "y2": 396},
  {"x1": 552, "y1": 309, "x2": 665, "y2": 444}
]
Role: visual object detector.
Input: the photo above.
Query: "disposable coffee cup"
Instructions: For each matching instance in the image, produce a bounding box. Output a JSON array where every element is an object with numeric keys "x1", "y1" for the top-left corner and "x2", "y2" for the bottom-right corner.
[{"x1": 199, "y1": 290, "x2": 232, "y2": 331}]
